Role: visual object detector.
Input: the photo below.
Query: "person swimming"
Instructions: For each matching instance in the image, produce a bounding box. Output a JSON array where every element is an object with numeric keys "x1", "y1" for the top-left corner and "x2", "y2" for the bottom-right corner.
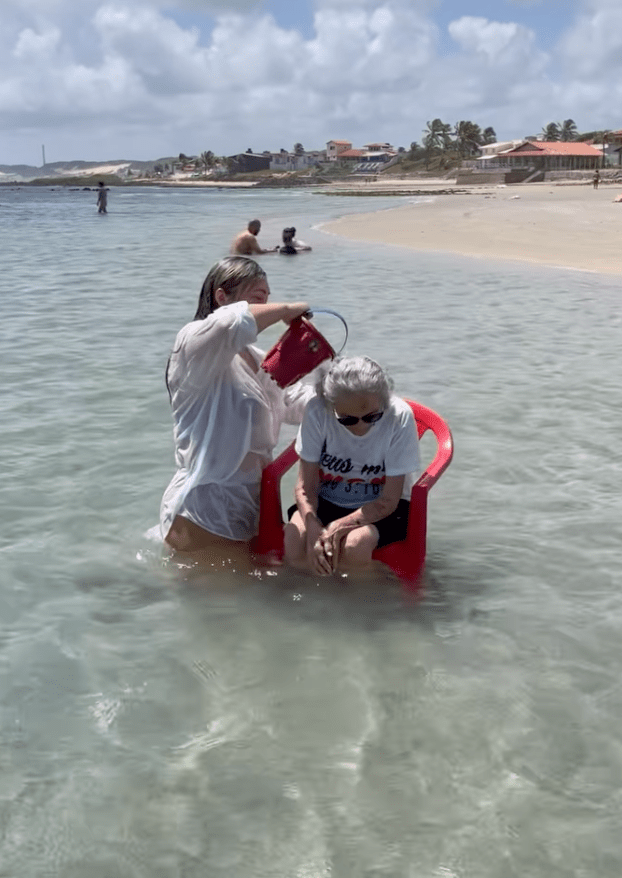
[
  {"x1": 279, "y1": 227, "x2": 312, "y2": 254},
  {"x1": 279, "y1": 227, "x2": 298, "y2": 255}
]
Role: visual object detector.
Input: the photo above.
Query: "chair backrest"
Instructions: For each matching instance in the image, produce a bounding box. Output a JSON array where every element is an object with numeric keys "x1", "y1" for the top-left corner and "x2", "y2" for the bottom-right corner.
[{"x1": 404, "y1": 399, "x2": 453, "y2": 488}]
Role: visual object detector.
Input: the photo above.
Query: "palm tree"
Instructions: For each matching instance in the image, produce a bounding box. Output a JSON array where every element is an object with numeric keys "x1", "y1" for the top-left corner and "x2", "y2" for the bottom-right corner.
[
  {"x1": 559, "y1": 119, "x2": 578, "y2": 142},
  {"x1": 482, "y1": 126, "x2": 497, "y2": 145},
  {"x1": 423, "y1": 119, "x2": 453, "y2": 168},
  {"x1": 200, "y1": 150, "x2": 215, "y2": 172},
  {"x1": 454, "y1": 120, "x2": 483, "y2": 157},
  {"x1": 541, "y1": 122, "x2": 561, "y2": 141},
  {"x1": 293, "y1": 143, "x2": 305, "y2": 155}
]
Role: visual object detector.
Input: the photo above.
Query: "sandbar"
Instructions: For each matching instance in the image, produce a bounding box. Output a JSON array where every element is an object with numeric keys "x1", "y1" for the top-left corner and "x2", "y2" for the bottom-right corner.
[{"x1": 322, "y1": 182, "x2": 622, "y2": 276}]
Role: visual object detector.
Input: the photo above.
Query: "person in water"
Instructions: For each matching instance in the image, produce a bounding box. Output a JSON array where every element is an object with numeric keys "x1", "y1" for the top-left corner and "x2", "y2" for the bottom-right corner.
[
  {"x1": 279, "y1": 228, "x2": 298, "y2": 255},
  {"x1": 96, "y1": 181, "x2": 108, "y2": 214},
  {"x1": 279, "y1": 227, "x2": 312, "y2": 254},
  {"x1": 231, "y1": 219, "x2": 278, "y2": 255},
  {"x1": 160, "y1": 256, "x2": 312, "y2": 561},
  {"x1": 284, "y1": 357, "x2": 420, "y2": 575}
]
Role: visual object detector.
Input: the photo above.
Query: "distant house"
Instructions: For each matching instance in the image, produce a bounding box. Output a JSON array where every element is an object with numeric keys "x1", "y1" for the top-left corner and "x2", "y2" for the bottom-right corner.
[
  {"x1": 326, "y1": 139, "x2": 397, "y2": 168},
  {"x1": 486, "y1": 141, "x2": 601, "y2": 171},
  {"x1": 269, "y1": 150, "x2": 324, "y2": 172},
  {"x1": 358, "y1": 151, "x2": 394, "y2": 164},
  {"x1": 363, "y1": 142, "x2": 396, "y2": 154},
  {"x1": 600, "y1": 130, "x2": 622, "y2": 166},
  {"x1": 227, "y1": 153, "x2": 271, "y2": 173},
  {"x1": 335, "y1": 149, "x2": 365, "y2": 163},
  {"x1": 475, "y1": 140, "x2": 524, "y2": 164},
  {"x1": 326, "y1": 140, "x2": 352, "y2": 161}
]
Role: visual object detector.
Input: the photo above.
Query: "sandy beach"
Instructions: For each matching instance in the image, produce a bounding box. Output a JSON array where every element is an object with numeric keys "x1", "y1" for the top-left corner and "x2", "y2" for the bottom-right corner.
[{"x1": 323, "y1": 182, "x2": 622, "y2": 275}]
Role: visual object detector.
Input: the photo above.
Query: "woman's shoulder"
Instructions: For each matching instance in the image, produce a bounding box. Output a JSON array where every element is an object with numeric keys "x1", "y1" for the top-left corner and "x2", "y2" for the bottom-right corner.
[
  {"x1": 300, "y1": 396, "x2": 330, "y2": 432},
  {"x1": 304, "y1": 395, "x2": 327, "y2": 420},
  {"x1": 175, "y1": 302, "x2": 253, "y2": 346},
  {"x1": 388, "y1": 395, "x2": 413, "y2": 418},
  {"x1": 387, "y1": 396, "x2": 418, "y2": 430}
]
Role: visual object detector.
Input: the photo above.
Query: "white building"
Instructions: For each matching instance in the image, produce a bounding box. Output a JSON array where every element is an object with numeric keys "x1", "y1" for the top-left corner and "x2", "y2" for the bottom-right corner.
[{"x1": 268, "y1": 150, "x2": 324, "y2": 171}]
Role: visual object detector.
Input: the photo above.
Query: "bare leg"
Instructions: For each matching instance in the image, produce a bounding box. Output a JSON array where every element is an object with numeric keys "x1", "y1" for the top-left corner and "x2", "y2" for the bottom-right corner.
[
  {"x1": 164, "y1": 514, "x2": 252, "y2": 570},
  {"x1": 283, "y1": 511, "x2": 309, "y2": 570},
  {"x1": 338, "y1": 525, "x2": 379, "y2": 570}
]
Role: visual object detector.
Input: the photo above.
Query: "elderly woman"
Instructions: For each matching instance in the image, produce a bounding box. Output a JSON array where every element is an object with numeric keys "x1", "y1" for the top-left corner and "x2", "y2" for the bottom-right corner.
[
  {"x1": 161, "y1": 256, "x2": 312, "y2": 559},
  {"x1": 284, "y1": 357, "x2": 420, "y2": 575}
]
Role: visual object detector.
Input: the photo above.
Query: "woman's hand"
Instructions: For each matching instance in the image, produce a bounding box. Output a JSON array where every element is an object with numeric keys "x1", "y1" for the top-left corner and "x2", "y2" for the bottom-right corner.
[
  {"x1": 282, "y1": 302, "x2": 310, "y2": 325},
  {"x1": 318, "y1": 519, "x2": 352, "y2": 566},
  {"x1": 306, "y1": 518, "x2": 333, "y2": 576}
]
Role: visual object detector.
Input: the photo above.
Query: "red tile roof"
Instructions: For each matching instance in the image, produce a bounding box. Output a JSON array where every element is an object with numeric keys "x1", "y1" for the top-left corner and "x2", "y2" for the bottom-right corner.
[
  {"x1": 505, "y1": 141, "x2": 601, "y2": 157},
  {"x1": 337, "y1": 149, "x2": 365, "y2": 158},
  {"x1": 329, "y1": 140, "x2": 352, "y2": 145}
]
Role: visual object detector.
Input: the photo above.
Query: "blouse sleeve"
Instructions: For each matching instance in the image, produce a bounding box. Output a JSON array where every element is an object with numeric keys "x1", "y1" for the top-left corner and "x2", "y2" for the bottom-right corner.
[
  {"x1": 182, "y1": 301, "x2": 257, "y2": 363},
  {"x1": 169, "y1": 301, "x2": 257, "y2": 393},
  {"x1": 295, "y1": 398, "x2": 326, "y2": 462}
]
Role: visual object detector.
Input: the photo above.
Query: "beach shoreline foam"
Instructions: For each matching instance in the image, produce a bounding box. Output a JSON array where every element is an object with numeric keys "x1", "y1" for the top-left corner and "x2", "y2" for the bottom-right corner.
[{"x1": 322, "y1": 181, "x2": 622, "y2": 276}]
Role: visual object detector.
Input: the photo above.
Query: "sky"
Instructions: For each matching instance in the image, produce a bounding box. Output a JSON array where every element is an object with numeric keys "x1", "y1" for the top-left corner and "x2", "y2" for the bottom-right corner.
[{"x1": 2, "y1": 0, "x2": 622, "y2": 166}]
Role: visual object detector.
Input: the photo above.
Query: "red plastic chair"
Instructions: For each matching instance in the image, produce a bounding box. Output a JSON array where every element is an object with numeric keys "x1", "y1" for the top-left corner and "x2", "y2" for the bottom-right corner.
[{"x1": 251, "y1": 400, "x2": 453, "y2": 584}]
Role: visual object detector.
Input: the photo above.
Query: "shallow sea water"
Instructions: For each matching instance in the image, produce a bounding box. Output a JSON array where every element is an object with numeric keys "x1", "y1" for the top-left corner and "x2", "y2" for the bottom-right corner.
[{"x1": 1, "y1": 185, "x2": 622, "y2": 877}]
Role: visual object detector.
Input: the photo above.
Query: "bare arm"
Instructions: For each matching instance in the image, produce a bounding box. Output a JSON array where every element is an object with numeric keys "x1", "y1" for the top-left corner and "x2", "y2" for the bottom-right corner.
[
  {"x1": 294, "y1": 459, "x2": 320, "y2": 522},
  {"x1": 320, "y1": 475, "x2": 406, "y2": 559},
  {"x1": 248, "y1": 302, "x2": 309, "y2": 333},
  {"x1": 231, "y1": 233, "x2": 276, "y2": 255},
  {"x1": 295, "y1": 459, "x2": 332, "y2": 575}
]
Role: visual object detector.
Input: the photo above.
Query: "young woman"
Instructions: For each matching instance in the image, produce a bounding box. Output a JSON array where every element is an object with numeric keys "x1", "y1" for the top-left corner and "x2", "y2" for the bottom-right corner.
[
  {"x1": 160, "y1": 256, "x2": 312, "y2": 560},
  {"x1": 284, "y1": 357, "x2": 420, "y2": 575}
]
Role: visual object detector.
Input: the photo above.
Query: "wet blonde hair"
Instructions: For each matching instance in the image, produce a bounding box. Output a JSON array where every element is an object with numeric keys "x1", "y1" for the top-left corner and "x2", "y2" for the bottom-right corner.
[{"x1": 194, "y1": 256, "x2": 267, "y2": 320}]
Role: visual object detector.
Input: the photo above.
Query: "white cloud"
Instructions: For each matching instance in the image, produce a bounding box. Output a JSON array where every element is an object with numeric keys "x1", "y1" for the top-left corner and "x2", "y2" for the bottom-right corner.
[
  {"x1": 13, "y1": 24, "x2": 61, "y2": 59},
  {"x1": 557, "y1": 0, "x2": 622, "y2": 77},
  {"x1": 95, "y1": 5, "x2": 209, "y2": 95},
  {"x1": 2, "y1": 0, "x2": 622, "y2": 164},
  {"x1": 448, "y1": 16, "x2": 537, "y2": 65}
]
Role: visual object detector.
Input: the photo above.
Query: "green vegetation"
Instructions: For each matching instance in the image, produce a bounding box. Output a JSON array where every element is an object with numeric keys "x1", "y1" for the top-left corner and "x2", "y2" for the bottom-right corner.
[
  {"x1": 418, "y1": 119, "x2": 496, "y2": 170},
  {"x1": 540, "y1": 119, "x2": 578, "y2": 141}
]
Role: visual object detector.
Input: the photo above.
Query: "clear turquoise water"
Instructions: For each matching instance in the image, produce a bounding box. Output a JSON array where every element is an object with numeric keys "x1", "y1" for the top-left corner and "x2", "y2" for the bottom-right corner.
[{"x1": 1, "y1": 185, "x2": 622, "y2": 877}]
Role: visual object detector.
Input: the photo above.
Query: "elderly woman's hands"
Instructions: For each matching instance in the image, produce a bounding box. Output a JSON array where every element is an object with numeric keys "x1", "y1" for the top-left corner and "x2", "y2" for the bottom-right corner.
[
  {"x1": 305, "y1": 517, "x2": 333, "y2": 576},
  {"x1": 317, "y1": 519, "x2": 355, "y2": 571}
]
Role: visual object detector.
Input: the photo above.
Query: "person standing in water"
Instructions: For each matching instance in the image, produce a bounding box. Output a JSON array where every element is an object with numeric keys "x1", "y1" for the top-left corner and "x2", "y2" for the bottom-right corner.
[{"x1": 96, "y1": 182, "x2": 108, "y2": 214}]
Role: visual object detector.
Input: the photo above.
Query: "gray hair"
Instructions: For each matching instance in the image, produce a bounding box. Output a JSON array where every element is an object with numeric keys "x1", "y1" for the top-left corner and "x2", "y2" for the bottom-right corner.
[{"x1": 316, "y1": 356, "x2": 394, "y2": 409}]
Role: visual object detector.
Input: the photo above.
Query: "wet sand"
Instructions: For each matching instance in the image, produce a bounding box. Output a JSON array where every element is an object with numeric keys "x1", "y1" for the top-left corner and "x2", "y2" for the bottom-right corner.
[{"x1": 323, "y1": 182, "x2": 622, "y2": 275}]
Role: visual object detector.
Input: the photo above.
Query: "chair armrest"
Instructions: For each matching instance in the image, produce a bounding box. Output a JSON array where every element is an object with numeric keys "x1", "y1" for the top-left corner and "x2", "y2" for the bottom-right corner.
[
  {"x1": 263, "y1": 442, "x2": 299, "y2": 486},
  {"x1": 416, "y1": 422, "x2": 453, "y2": 490},
  {"x1": 403, "y1": 399, "x2": 453, "y2": 492}
]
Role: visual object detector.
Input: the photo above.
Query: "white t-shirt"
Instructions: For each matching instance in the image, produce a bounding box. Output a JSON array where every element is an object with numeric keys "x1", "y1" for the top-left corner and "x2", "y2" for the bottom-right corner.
[
  {"x1": 160, "y1": 301, "x2": 313, "y2": 541},
  {"x1": 295, "y1": 396, "x2": 420, "y2": 509}
]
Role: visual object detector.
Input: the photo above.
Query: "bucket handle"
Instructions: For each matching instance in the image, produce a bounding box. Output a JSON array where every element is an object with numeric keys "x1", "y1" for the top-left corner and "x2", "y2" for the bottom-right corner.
[{"x1": 304, "y1": 308, "x2": 348, "y2": 356}]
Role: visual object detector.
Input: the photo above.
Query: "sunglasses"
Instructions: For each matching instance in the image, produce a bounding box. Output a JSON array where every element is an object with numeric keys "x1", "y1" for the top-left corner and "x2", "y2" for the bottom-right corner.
[{"x1": 335, "y1": 410, "x2": 384, "y2": 427}]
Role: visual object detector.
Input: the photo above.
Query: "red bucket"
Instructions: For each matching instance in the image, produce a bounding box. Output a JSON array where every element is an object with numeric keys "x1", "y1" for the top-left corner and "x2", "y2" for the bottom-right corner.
[{"x1": 260, "y1": 309, "x2": 348, "y2": 388}]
